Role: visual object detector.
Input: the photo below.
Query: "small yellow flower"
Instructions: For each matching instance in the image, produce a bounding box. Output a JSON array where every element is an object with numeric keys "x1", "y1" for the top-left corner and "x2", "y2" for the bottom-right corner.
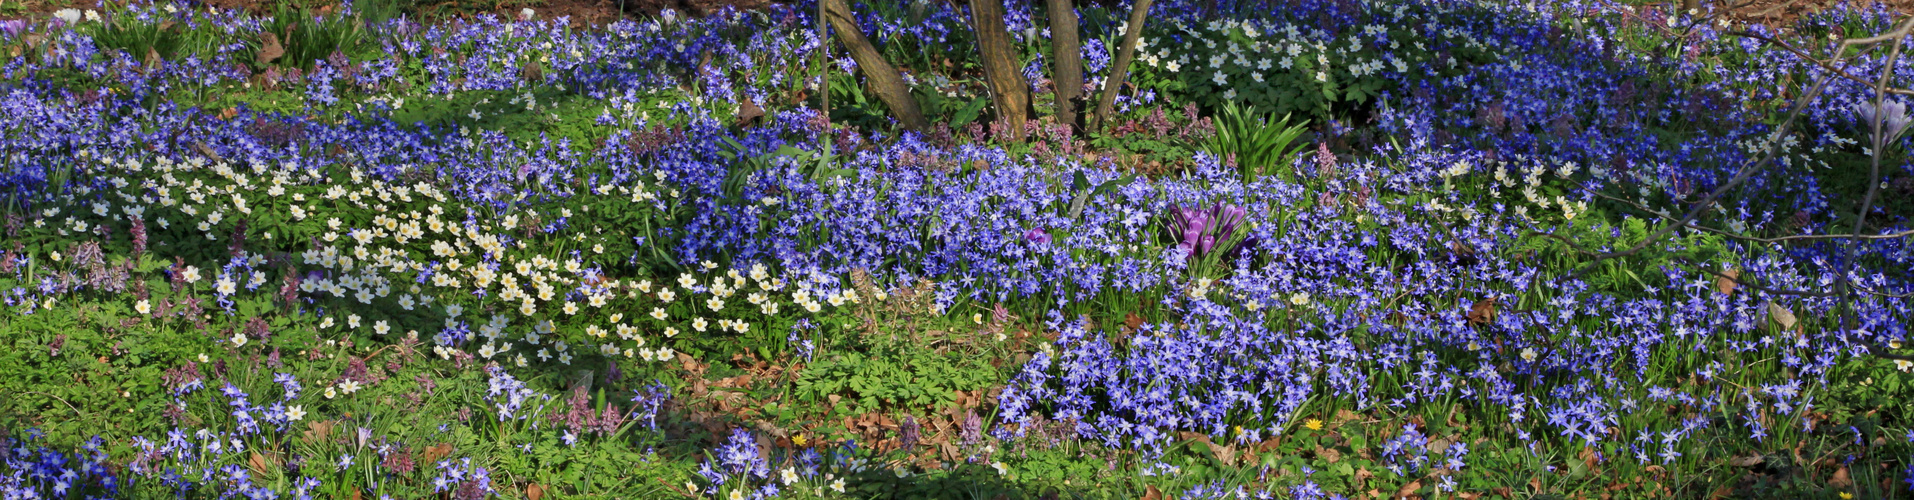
[
  {"x1": 793, "y1": 434, "x2": 808, "y2": 447},
  {"x1": 1304, "y1": 419, "x2": 1323, "y2": 431}
]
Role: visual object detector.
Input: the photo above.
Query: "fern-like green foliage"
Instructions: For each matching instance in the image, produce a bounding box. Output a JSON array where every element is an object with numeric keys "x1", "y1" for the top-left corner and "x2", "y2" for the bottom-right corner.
[{"x1": 1200, "y1": 102, "x2": 1311, "y2": 181}]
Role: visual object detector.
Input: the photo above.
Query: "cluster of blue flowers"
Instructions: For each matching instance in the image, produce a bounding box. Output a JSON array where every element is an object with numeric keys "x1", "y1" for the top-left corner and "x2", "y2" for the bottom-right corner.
[{"x1": 0, "y1": 0, "x2": 1912, "y2": 497}]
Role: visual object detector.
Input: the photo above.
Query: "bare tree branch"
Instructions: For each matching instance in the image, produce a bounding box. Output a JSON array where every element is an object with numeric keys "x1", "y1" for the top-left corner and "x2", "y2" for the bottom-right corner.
[{"x1": 1726, "y1": 31, "x2": 1914, "y2": 96}]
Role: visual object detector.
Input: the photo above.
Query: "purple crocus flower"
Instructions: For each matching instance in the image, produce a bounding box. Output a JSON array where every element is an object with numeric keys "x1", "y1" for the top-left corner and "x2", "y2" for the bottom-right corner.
[
  {"x1": 1170, "y1": 203, "x2": 1249, "y2": 259},
  {"x1": 0, "y1": 20, "x2": 26, "y2": 37},
  {"x1": 1854, "y1": 99, "x2": 1911, "y2": 140},
  {"x1": 1023, "y1": 227, "x2": 1051, "y2": 246}
]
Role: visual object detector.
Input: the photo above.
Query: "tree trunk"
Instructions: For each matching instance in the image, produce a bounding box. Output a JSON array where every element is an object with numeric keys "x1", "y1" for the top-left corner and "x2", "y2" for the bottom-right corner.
[
  {"x1": 820, "y1": 0, "x2": 930, "y2": 132},
  {"x1": 1091, "y1": 0, "x2": 1152, "y2": 132},
  {"x1": 818, "y1": 0, "x2": 830, "y2": 138},
  {"x1": 1046, "y1": 0, "x2": 1083, "y2": 132},
  {"x1": 968, "y1": 0, "x2": 1031, "y2": 141}
]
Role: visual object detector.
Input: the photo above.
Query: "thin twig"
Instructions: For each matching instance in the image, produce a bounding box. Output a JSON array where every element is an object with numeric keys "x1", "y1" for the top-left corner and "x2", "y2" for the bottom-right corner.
[
  {"x1": 1727, "y1": 31, "x2": 1914, "y2": 96},
  {"x1": 1593, "y1": 191, "x2": 1914, "y2": 243}
]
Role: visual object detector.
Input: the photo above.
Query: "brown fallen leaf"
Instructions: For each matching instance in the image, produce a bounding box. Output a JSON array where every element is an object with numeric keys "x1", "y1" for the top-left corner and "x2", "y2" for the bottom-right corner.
[
  {"x1": 248, "y1": 452, "x2": 271, "y2": 476},
  {"x1": 143, "y1": 47, "x2": 162, "y2": 72},
  {"x1": 1580, "y1": 445, "x2": 1602, "y2": 475},
  {"x1": 520, "y1": 60, "x2": 543, "y2": 82},
  {"x1": 1467, "y1": 297, "x2": 1498, "y2": 325},
  {"x1": 257, "y1": 32, "x2": 285, "y2": 66},
  {"x1": 1830, "y1": 466, "x2": 1853, "y2": 488},
  {"x1": 1716, "y1": 267, "x2": 1740, "y2": 295},
  {"x1": 1210, "y1": 443, "x2": 1238, "y2": 466},
  {"x1": 1397, "y1": 479, "x2": 1423, "y2": 498},
  {"x1": 526, "y1": 484, "x2": 545, "y2": 500},
  {"x1": 1766, "y1": 301, "x2": 1797, "y2": 330},
  {"x1": 755, "y1": 432, "x2": 773, "y2": 464},
  {"x1": 1142, "y1": 485, "x2": 1164, "y2": 500},
  {"x1": 301, "y1": 420, "x2": 335, "y2": 444},
  {"x1": 735, "y1": 98, "x2": 764, "y2": 128},
  {"x1": 1728, "y1": 453, "x2": 1763, "y2": 467},
  {"x1": 422, "y1": 443, "x2": 454, "y2": 464}
]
